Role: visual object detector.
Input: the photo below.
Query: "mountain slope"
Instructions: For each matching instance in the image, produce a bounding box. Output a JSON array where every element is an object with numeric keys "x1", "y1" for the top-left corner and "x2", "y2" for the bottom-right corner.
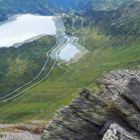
[
  {"x1": 63, "y1": 1, "x2": 140, "y2": 47},
  {"x1": 0, "y1": 0, "x2": 137, "y2": 21},
  {"x1": 91, "y1": 1, "x2": 140, "y2": 38},
  {"x1": 0, "y1": 36, "x2": 56, "y2": 96}
]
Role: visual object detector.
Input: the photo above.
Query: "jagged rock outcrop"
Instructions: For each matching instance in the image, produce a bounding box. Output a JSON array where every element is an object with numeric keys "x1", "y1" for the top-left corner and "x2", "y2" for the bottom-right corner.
[
  {"x1": 42, "y1": 70, "x2": 140, "y2": 140},
  {"x1": 102, "y1": 123, "x2": 138, "y2": 140}
]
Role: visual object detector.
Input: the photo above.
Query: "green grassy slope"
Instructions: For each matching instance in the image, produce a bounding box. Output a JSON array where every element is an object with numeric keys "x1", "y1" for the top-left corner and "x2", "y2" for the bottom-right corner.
[
  {"x1": 0, "y1": 36, "x2": 140, "y2": 123},
  {"x1": 0, "y1": 36, "x2": 56, "y2": 96}
]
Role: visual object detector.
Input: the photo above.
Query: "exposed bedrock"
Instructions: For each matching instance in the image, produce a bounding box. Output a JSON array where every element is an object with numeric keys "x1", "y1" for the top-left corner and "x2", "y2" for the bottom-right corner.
[{"x1": 42, "y1": 70, "x2": 140, "y2": 140}]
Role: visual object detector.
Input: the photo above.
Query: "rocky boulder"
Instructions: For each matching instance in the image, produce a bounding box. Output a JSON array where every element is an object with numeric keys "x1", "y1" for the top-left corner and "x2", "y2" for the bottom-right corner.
[{"x1": 42, "y1": 70, "x2": 140, "y2": 140}]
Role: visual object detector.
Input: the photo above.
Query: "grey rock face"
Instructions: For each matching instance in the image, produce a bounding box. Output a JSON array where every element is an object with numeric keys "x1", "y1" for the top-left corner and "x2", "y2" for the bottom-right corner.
[
  {"x1": 102, "y1": 123, "x2": 137, "y2": 140},
  {"x1": 0, "y1": 131, "x2": 41, "y2": 140},
  {"x1": 43, "y1": 92, "x2": 107, "y2": 140},
  {"x1": 100, "y1": 70, "x2": 140, "y2": 134},
  {"x1": 42, "y1": 70, "x2": 140, "y2": 140}
]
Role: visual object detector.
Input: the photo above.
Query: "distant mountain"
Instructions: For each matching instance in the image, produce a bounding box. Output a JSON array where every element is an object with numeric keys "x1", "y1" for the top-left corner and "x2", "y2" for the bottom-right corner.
[
  {"x1": 0, "y1": 0, "x2": 138, "y2": 21},
  {"x1": 61, "y1": 0, "x2": 140, "y2": 46},
  {"x1": 0, "y1": 0, "x2": 53, "y2": 21},
  {"x1": 91, "y1": 0, "x2": 136, "y2": 11},
  {"x1": 88, "y1": 1, "x2": 140, "y2": 44}
]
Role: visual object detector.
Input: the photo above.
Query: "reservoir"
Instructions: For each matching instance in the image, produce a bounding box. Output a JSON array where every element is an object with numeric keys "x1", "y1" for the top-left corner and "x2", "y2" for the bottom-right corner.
[
  {"x1": 59, "y1": 42, "x2": 81, "y2": 61},
  {"x1": 0, "y1": 14, "x2": 56, "y2": 47},
  {"x1": 0, "y1": 14, "x2": 87, "y2": 62}
]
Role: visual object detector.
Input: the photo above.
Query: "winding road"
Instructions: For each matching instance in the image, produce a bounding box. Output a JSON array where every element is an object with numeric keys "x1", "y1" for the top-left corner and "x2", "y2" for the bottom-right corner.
[
  {"x1": 0, "y1": 16, "x2": 87, "y2": 103},
  {"x1": 0, "y1": 36, "x2": 69, "y2": 102},
  {"x1": 0, "y1": 40, "x2": 58, "y2": 101}
]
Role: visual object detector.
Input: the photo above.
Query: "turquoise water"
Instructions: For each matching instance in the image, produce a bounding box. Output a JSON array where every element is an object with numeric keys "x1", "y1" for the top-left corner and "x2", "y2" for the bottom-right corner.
[{"x1": 59, "y1": 43, "x2": 81, "y2": 61}]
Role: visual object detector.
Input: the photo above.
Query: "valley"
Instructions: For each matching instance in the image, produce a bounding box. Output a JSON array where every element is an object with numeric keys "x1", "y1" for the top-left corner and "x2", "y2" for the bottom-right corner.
[
  {"x1": 0, "y1": 14, "x2": 88, "y2": 122},
  {"x1": 0, "y1": 0, "x2": 140, "y2": 139},
  {"x1": 1, "y1": 14, "x2": 140, "y2": 123}
]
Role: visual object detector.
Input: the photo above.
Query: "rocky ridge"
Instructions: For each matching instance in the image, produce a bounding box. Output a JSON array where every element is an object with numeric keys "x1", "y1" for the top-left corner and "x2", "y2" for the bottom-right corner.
[{"x1": 42, "y1": 70, "x2": 140, "y2": 140}]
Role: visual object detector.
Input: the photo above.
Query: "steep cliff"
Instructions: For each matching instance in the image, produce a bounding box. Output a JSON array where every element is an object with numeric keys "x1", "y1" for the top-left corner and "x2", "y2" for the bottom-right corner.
[{"x1": 42, "y1": 70, "x2": 140, "y2": 140}]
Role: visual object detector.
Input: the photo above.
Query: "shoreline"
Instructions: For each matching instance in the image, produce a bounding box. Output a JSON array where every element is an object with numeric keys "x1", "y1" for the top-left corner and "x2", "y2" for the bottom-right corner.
[
  {"x1": 0, "y1": 13, "x2": 88, "y2": 64},
  {"x1": 0, "y1": 14, "x2": 57, "y2": 48},
  {"x1": 50, "y1": 15, "x2": 89, "y2": 64}
]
